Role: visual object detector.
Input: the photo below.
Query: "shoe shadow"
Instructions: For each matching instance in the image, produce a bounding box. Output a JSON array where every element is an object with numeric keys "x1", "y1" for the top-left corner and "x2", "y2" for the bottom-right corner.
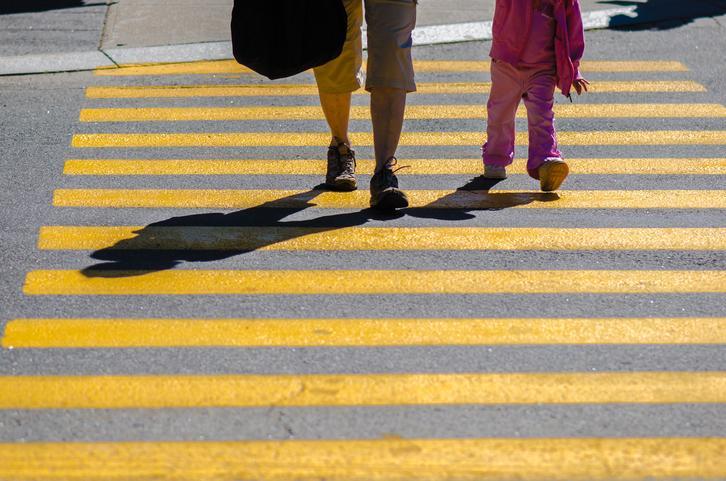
[
  {"x1": 81, "y1": 178, "x2": 557, "y2": 278},
  {"x1": 81, "y1": 186, "x2": 403, "y2": 279},
  {"x1": 406, "y1": 176, "x2": 560, "y2": 220}
]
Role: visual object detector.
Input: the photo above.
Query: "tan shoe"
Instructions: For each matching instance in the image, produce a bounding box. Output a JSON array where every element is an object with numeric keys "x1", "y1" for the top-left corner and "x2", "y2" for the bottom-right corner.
[
  {"x1": 325, "y1": 141, "x2": 357, "y2": 191},
  {"x1": 538, "y1": 158, "x2": 569, "y2": 192}
]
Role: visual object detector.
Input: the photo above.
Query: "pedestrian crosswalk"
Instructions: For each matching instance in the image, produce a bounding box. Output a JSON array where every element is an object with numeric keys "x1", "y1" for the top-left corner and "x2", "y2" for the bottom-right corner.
[
  {"x1": 91, "y1": 59, "x2": 692, "y2": 76},
  {"x1": 22, "y1": 270, "x2": 726, "y2": 295},
  {"x1": 2, "y1": 438, "x2": 723, "y2": 480},
  {"x1": 51, "y1": 188, "x2": 726, "y2": 209},
  {"x1": 63, "y1": 157, "x2": 726, "y2": 175},
  {"x1": 85, "y1": 80, "x2": 708, "y2": 97},
  {"x1": 36, "y1": 227, "x2": 726, "y2": 250},
  {"x1": 2, "y1": 54, "x2": 725, "y2": 479},
  {"x1": 5, "y1": 317, "x2": 724, "y2": 348},
  {"x1": 71, "y1": 130, "x2": 726, "y2": 147},
  {"x1": 2, "y1": 372, "x2": 725, "y2": 408},
  {"x1": 79, "y1": 103, "x2": 726, "y2": 121}
]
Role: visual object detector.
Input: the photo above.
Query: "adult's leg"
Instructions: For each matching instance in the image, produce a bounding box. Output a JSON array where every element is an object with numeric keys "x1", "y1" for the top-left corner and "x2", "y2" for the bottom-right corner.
[
  {"x1": 370, "y1": 87, "x2": 407, "y2": 172},
  {"x1": 319, "y1": 91, "x2": 352, "y2": 146},
  {"x1": 365, "y1": 0, "x2": 417, "y2": 172},
  {"x1": 483, "y1": 60, "x2": 524, "y2": 168},
  {"x1": 313, "y1": 0, "x2": 363, "y2": 189},
  {"x1": 313, "y1": 0, "x2": 364, "y2": 146}
]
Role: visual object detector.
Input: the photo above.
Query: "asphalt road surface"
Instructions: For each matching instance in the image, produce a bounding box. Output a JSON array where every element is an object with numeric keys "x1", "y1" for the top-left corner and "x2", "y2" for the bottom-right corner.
[{"x1": 0, "y1": 17, "x2": 725, "y2": 481}]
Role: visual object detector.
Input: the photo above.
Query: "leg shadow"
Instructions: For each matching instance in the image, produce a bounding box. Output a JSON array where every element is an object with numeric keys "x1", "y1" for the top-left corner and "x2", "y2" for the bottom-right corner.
[
  {"x1": 406, "y1": 176, "x2": 560, "y2": 221},
  {"x1": 82, "y1": 187, "x2": 403, "y2": 278}
]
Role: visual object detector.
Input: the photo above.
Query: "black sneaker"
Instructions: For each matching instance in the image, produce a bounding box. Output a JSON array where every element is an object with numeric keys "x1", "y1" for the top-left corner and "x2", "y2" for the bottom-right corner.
[
  {"x1": 325, "y1": 141, "x2": 357, "y2": 191},
  {"x1": 369, "y1": 158, "x2": 409, "y2": 210}
]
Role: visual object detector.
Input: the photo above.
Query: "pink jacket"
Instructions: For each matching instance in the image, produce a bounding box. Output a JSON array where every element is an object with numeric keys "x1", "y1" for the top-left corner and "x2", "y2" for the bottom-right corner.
[{"x1": 490, "y1": 0, "x2": 585, "y2": 97}]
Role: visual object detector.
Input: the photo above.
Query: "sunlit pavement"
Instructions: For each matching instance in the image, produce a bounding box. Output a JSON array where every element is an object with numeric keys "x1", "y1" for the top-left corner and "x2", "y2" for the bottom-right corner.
[{"x1": 0, "y1": 17, "x2": 725, "y2": 480}]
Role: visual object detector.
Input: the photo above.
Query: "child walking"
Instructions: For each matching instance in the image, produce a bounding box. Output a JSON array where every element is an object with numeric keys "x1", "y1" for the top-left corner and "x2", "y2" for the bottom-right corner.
[{"x1": 482, "y1": 0, "x2": 589, "y2": 191}]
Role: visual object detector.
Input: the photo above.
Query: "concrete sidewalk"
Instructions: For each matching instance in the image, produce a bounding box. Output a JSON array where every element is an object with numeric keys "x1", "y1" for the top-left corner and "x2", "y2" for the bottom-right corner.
[
  {"x1": 1, "y1": 0, "x2": 725, "y2": 75},
  {"x1": 100, "y1": 0, "x2": 495, "y2": 49}
]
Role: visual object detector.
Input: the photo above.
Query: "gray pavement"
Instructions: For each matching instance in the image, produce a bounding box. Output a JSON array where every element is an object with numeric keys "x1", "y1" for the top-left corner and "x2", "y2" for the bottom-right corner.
[
  {"x1": 0, "y1": 0, "x2": 108, "y2": 56},
  {"x1": 0, "y1": 4, "x2": 725, "y2": 479},
  {"x1": 101, "y1": 0, "x2": 726, "y2": 48},
  {"x1": 4, "y1": 404, "x2": 726, "y2": 442},
  {"x1": 2, "y1": 0, "x2": 725, "y2": 74}
]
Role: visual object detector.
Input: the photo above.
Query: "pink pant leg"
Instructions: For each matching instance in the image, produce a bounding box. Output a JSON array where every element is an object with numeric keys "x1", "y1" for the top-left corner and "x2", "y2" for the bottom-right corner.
[
  {"x1": 482, "y1": 60, "x2": 523, "y2": 167},
  {"x1": 522, "y1": 66, "x2": 561, "y2": 179}
]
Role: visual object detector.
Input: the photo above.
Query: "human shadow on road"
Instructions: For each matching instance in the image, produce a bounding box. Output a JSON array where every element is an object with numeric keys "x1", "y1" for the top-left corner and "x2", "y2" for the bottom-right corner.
[
  {"x1": 0, "y1": 1, "x2": 106, "y2": 15},
  {"x1": 599, "y1": 0, "x2": 726, "y2": 30},
  {"x1": 407, "y1": 175, "x2": 560, "y2": 221},
  {"x1": 81, "y1": 178, "x2": 558, "y2": 278},
  {"x1": 81, "y1": 187, "x2": 403, "y2": 278}
]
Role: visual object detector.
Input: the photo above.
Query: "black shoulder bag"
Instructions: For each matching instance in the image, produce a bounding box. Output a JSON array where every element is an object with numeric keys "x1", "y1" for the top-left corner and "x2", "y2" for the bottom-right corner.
[{"x1": 231, "y1": 0, "x2": 348, "y2": 80}]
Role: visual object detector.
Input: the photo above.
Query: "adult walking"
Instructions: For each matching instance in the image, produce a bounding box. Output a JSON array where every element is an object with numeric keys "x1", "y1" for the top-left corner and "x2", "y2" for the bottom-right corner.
[{"x1": 316, "y1": 0, "x2": 417, "y2": 210}]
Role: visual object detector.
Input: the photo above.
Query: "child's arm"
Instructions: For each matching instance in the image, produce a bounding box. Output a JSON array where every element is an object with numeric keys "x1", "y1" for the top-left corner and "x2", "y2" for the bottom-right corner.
[
  {"x1": 567, "y1": 0, "x2": 585, "y2": 79},
  {"x1": 567, "y1": 0, "x2": 588, "y2": 93}
]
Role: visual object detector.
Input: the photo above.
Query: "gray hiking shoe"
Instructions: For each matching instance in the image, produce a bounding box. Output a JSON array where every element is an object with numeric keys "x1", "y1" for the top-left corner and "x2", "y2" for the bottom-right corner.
[
  {"x1": 484, "y1": 164, "x2": 507, "y2": 179},
  {"x1": 370, "y1": 157, "x2": 409, "y2": 210},
  {"x1": 325, "y1": 141, "x2": 357, "y2": 191}
]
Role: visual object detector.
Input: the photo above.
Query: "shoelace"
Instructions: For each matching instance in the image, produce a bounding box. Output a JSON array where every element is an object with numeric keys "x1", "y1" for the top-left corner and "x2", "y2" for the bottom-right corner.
[
  {"x1": 382, "y1": 156, "x2": 410, "y2": 175},
  {"x1": 338, "y1": 144, "x2": 356, "y2": 176}
]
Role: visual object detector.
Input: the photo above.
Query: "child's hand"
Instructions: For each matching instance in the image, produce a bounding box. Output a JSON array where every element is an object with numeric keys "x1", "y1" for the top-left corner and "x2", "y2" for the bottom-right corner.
[{"x1": 573, "y1": 78, "x2": 590, "y2": 95}]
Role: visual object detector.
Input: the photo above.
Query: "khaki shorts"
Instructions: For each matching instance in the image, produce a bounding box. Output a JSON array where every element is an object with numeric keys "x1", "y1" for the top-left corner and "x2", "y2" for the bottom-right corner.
[{"x1": 313, "y1": 0, "x2": 417, "y2": 93}]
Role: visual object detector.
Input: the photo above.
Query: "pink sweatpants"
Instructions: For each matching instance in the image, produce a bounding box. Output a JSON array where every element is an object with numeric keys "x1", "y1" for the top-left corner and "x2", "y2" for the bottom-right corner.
[{"x1": 482, "y1": 59, "x2": 562, "y2": 179}]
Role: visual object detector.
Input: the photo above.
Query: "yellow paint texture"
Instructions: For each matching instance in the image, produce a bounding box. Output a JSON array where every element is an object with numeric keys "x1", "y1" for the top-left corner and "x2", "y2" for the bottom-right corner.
[
  {"x1": 4, "y1": 318, "x2": 724, "y2": 348},
  {"x1": 94, "y1": 60, "x2": 255, "y2": 76},
  {"x1": 1, "y1": 372, "x2": 725, "y2": 408},
  {"x1": 63, "y1": 158, "x2": 726, "y2": 176},
  {"x1": 37, "y1": 226, "x2": 726, "y2": 251},
  {"x1": 22, "y1": 270, "x2": 726, "y2": 295},
  {"x1": 71, "y1": 131, "x2": 726, "y2": 148},
  {"x1": 51, "y1": 189, "x2": 726, "y2": 209},
  {"x1": 1, "y1": 438, "x2": 723, "y2": 480},
  {"x1": 84, "y1": 80, "x2": 706, "y2": 98},
  {"x1": 78, "y1": 104, "x2": 726, "y2": 122},
  {"x1": 93, "y1": 59, "x2": 688, "y2": 76}
]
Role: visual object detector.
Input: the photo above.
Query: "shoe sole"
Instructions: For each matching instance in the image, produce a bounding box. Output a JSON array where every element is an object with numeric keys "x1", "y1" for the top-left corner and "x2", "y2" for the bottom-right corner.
[
  {"x1": 325, "y1": 178, "x2": 358, "y2": 191},
  {"x1": 483, "y1": 173, "x2": 507, "y2": 180},
  {"x1": 333, "y1": 178, "x2": 358, "y2": 192},
  {"x1": 370, "y1": 188, "x2": 409, "y2": 210},
  {"x1": 539, "y1": 162, "x2": 569, "y2": 192}
]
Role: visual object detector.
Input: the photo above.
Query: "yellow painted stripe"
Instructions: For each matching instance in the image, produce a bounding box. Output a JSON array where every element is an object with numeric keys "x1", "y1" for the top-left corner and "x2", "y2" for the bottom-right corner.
[
  {"x1": 71, "y1": 131, "x2": 726, "y2": 148},
  {"x1": 413, "y1": 60, "x2": 691, "y2": 72},
  {"x1": 94, "y1": 59, "x2": 689, "y2": 76},
  {"x1": 37, "y1": 227, "x2": 726, "y2": 251},
  {"x1": 63, "y1": 158, "x2": 726, "y2": 176},
  {"x1": 5, "y1": 318, "x2": 725, "y2": 348},
  {"x1": 86, "y1": 83, "x2": 482, "y2": 98},
  {"x1": 85, "y1": 80, "x2": 706, "y2": 98},
  {"x1": 23, "y1": 270, "x2": 726, "y2": 295},
  {"x1": 94, "y1": 60, "x2": 256, "y2": 76},
  {"x1": 2, "y1": 372, "x2": 725, "y2": 408},
  {"x1": 52, "y1": 189, "x2": 726, "y2": 209},
  {"x1": 79, "y1": 104, "x2": 726, "y2": 122},
  {"x1": 1, "y1": 438, "x2": 724, "y2": 481}
]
